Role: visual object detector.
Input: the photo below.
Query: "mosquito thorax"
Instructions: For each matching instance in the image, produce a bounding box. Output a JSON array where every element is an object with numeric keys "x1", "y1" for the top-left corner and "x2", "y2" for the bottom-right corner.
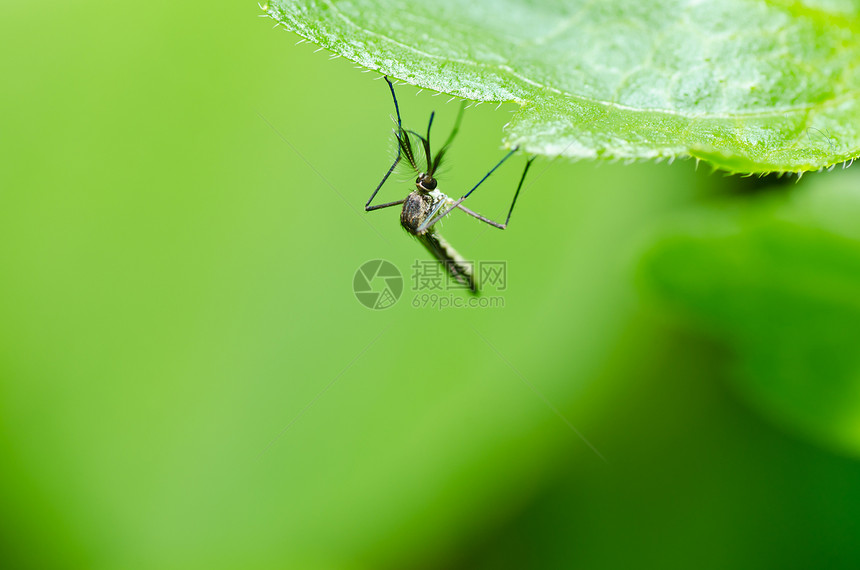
[{"x1": 416, "y1": 173, "x2": 437, "y2": 192}]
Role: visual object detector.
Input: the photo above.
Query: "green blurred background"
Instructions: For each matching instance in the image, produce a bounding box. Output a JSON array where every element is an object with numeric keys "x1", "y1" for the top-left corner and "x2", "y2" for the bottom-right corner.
[{"x1": 3, "y1": 1, "x2": 860, "y2": 568}]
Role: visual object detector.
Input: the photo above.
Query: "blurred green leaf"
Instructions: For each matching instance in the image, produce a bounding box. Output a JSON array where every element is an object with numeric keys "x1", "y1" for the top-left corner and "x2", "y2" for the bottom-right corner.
[
  {"x1": 642, "y1": 211, "x2": 860, "y2": 455},
  {"x1": 265, "y1": 0, "x2": 860, "y2": 173}
]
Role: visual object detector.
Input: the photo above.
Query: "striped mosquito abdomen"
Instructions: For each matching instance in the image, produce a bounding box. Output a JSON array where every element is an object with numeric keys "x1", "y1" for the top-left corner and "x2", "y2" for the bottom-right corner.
[{"x1": 417, "y1": 232, "x2": 476, "y2": 292}]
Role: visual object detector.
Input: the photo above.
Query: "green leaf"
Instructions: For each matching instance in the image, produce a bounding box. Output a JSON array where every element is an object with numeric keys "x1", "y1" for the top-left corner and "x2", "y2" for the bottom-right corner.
[
  {"x1": 264, "y1": 0, "x2": 860, "y2": 173},
  {"x1": 641, "y1": 191, "x2": 860, "y2": 455}
]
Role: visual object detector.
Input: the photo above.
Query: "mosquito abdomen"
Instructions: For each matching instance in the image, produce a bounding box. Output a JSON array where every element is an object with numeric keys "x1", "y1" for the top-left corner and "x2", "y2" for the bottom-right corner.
[{"x1": 417, "y1": 232, "x2": 477, "y2": 293}]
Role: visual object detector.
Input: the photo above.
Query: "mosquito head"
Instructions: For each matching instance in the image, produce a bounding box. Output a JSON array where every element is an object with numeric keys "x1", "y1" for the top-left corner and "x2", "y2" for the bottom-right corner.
[{"x1": 416, "y1": 173, "x2": 437, "y2": 192}]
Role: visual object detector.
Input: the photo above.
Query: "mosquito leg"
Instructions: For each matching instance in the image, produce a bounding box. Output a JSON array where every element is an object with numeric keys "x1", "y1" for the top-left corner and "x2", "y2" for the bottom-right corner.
[
  {"x1": 365, "y1": 154, "x2": 401, "y2": 211},
  {"x1": 416, "y1": 147, "x2": 519, "y2": 233},
  {"x1": 454, "y1": 157, "x2": 534, "y2": 229},
  {"x1": 385, "y1": 76, "x2": 402, "y2": 128},
  {"x1": 366, "y1": 198, "x2": 406, "y2": 211},
  {"x1": 455, "y1": 204, "x2": 505, "y2": 228},
  {"x1": 367, "y1": 78, "x2": 416, "y2": 211}
]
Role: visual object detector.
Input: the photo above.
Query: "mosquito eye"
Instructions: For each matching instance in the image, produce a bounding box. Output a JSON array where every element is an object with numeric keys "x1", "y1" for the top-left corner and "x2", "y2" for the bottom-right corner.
[
  {"x1": 416, "y1": 177, "x2": 422, "y2": 184},
  {"x1": 425, "y1": 178, "x2": 437, "y2": 190}
]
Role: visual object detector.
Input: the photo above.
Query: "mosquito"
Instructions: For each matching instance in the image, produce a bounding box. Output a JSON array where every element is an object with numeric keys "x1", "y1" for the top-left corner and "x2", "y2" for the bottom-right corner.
[{"x1": 365, "y1": 77, "x2": 534, "y2": 293}]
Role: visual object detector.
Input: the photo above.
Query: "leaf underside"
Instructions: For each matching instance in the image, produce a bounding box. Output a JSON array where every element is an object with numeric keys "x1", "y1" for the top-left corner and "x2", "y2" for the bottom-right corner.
[{"x1": 265, "y1": 0, "x2": 860, "y2": 173}]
